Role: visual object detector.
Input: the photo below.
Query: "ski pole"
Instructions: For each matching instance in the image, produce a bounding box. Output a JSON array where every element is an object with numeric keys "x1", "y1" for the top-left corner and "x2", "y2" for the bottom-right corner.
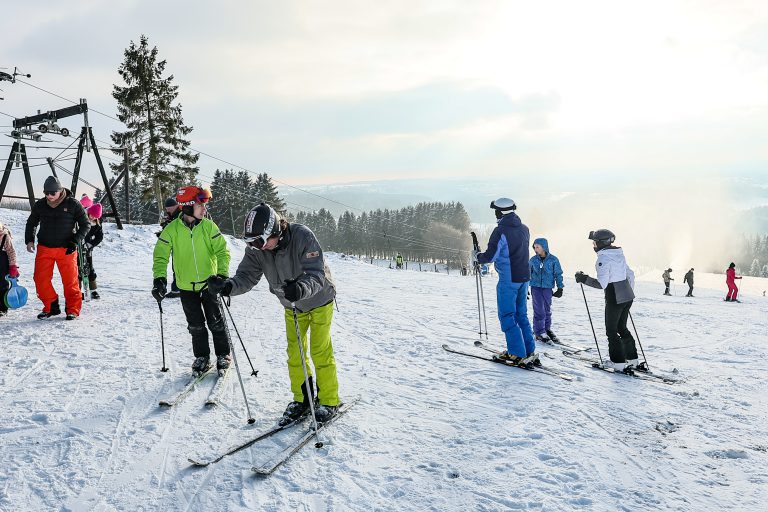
[
  {"x1": 157, "y1": 298, "x2": 169, "y2": 372},
  {"x1": 579, "y1": 283, "x2": 604, "y2": 365},
  {"x1": 470, "y1": 232, "x2": 488, "y2": 339},
  {"x1": 217, "y1": 298, "x2": 256, "y2": 424},
  {"x1": 221, "y1": 297, "x2": 258, "y2": 376},
  {"x1": 628, "y1": 310, "x2": 649, "y2": 370},
  {"x1": 291, "y1": 303, "x2": 324, "y2": 448}
]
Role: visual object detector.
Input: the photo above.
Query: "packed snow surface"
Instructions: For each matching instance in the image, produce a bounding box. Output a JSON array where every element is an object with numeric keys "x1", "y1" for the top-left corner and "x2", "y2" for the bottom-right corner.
[{"x1": 0, "y1": 207, "x2": 766, "y2": 511}]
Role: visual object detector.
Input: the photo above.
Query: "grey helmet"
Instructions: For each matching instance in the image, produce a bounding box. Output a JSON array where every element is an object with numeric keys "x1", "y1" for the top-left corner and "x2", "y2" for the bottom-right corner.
[
  {"x1": 588, "y1": 229, "x2": 616, "y2": 251},
  {"x1": 490, "y1": 197, "x2": 516, "y2": 219}
]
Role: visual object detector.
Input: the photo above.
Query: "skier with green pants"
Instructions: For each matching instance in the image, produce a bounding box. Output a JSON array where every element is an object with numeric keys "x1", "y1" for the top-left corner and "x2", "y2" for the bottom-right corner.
[{"x1": 207, "y1": 202, "x2": 341, "y2": 425}]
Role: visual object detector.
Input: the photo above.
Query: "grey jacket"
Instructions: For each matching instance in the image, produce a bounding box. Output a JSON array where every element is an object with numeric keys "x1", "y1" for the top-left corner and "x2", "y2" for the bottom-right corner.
[
  {"x1": 583, "y1": 247, "x2": 636, "y2": 304},
  {"x1": 228, "y1": 223, "x2": 336, "y2": 312}
]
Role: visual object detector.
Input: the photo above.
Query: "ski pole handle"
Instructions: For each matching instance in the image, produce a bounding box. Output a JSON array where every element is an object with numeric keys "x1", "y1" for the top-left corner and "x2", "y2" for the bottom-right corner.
[{"x1": 470, "y1": 232, "x2": 480, "y2": 252}]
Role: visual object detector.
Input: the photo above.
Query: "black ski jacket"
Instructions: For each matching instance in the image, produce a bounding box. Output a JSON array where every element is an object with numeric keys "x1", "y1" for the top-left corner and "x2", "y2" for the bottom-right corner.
[{"x1": 25, "y1": 189, "x2": 90, "y2": 248}]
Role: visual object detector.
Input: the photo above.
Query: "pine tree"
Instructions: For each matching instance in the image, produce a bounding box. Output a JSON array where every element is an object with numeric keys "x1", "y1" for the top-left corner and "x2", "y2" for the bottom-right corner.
[{"x1": 111, "y1": 35, "x2": 199, "y2": 222}]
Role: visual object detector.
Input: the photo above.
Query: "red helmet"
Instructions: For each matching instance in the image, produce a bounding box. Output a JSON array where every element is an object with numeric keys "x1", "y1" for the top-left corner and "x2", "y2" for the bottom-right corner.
[{"x1": 176, "y1": 186, "x2": 212, "y2": 206}]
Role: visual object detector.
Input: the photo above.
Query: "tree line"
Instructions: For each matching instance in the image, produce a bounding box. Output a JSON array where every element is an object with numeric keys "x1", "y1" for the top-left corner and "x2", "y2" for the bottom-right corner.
[
  {"x1": 737, "y1": 234, "x2": 768, "y2": 277},
  {"x1": 290, "y1": 202, "x2": 472, "y2": 267}
]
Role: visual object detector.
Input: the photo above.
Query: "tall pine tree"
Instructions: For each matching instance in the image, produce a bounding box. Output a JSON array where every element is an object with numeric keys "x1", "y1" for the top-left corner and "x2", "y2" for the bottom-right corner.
[{"x1": 111, "y1": 35, "x2": 199, "y2": 222}]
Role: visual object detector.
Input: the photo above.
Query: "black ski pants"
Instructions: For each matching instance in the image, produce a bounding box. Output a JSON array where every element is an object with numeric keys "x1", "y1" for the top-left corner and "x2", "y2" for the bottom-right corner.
[
  {"x1": 604, "y1": 297, "x2": 638, "y2": 363},
  {"x1": 179, "y1": 290, "x2": 230, "y2": 358},
  {"x1": 686, "y1": 284, "x2": 693, "y2": 296}
]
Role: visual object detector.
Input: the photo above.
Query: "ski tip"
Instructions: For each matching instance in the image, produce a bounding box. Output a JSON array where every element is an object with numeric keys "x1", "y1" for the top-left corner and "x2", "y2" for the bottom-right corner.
[
  {"x1": 473, "y1": 340, "x2": 483, "y2": 347},
  {"x1": 187, "y1": 458, "x2": 208, "y2": 467}
]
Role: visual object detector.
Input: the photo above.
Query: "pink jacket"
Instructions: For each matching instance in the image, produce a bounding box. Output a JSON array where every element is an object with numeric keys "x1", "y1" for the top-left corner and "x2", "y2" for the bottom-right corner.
[
  {"x1": 0, "y1": 222, "x2": 18, "y2": 266},
  {"x1": 726, "y1": 267, "x2": 738, "y2": 285}
]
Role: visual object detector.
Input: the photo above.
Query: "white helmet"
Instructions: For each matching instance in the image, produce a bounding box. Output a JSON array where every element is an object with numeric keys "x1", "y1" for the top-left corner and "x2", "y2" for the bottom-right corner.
[{"x1": 490, "y1": 198, "x2": 516, "y2": 219}]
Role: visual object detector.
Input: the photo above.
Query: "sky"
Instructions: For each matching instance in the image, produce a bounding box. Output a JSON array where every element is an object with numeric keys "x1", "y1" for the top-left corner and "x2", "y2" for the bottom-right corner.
[{"x1": 1, "y1": 1, "x2": 768, "y2": 269}]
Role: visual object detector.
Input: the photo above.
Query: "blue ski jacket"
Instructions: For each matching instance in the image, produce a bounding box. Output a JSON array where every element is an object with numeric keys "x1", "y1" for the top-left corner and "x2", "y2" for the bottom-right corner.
[
  {"x1": 477, "y1": 213, "x2": 530, "y2": 283},
  {"x1": 529, "y1": 237, "x2": 564, "y2": 289}
]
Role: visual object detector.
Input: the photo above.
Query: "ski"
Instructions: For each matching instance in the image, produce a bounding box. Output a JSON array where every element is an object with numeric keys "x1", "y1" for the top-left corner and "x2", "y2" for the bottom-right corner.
[
  {"x1": 158, "y1": 366, "x2": 215, "y2": 407},
  {"x1": 205, "y1": 368, "x2": 231, "y2": 407},
  {"x1": 539, "y1": 337, "x2": 591, "y2": 353},
  {"x1": 188, "y1": 415, "x2": 309, "y2": 467},
  {"x1": 252, "y1": 399, "x2": 359, "y2": 476},
  {"x1": 561, "y1": 350, "x2": 678, "y2": 384},
  {"x1": 445, "y1": 344, "x2": 573, "y2": 381}
]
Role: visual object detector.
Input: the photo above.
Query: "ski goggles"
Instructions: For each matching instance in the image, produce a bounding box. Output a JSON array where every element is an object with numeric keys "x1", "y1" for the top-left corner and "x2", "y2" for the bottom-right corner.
[{"x1": 244, "y1": 233, "x2": 270, "y2": 250}]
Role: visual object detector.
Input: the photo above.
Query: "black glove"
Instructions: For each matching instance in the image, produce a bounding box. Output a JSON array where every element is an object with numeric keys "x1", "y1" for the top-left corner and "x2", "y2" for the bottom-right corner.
[
  {"x1": 283, "y1": 280, "x2": 305, "y2": 303},
  {"x1": 575, "y1": 272, "x2": 588, "y2": 284},
  {"x1": 65, "y1": 241, "x2": 78, "y2": 255},
  {"x1": 207, "y1": 275, "x2": 232, "y2": 296},
  {"x1": 553, "y1": 288, "x2": 563, "y2": 298},
  {"x1": 152, "y1": 277, "x2": 167, "y2": 301}
]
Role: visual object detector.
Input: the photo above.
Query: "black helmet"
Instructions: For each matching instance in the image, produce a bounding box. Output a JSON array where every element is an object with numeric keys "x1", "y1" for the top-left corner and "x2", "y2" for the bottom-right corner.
[
  {"x1": 243, "y1": 203, "x2": 282, "y2": 249},
  {"x1": 164, "y1": 197, "x2": 178, "y2": 208},
  {"x1": 490, "y1": 197, "x2": 516, "y2": 219},
  {"x1": 588, "y1": 229, "x2": 615, "y2": 251}
]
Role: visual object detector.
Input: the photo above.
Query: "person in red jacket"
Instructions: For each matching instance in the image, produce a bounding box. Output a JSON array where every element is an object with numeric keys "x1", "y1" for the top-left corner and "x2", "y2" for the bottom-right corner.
[
  {"x1": 725, "y1": 262, "x2": 742, "y2": 302},
  {"x1": 25, "y1": 176, "x2": 90, "y2": 320}
]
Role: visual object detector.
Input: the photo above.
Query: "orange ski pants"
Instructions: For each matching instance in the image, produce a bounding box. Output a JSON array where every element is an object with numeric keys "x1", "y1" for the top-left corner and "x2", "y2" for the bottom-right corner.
[{"x1": 34, "y1": 245, "x2": 82, "y2": 315}]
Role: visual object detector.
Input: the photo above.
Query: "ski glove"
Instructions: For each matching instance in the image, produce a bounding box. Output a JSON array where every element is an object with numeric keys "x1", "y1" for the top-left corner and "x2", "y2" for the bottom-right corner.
[
  {"x1": 283, "y1": 280, "x2": 306, "y2": 303},
  {"x1": 574, "y1": 272, "x2": 588, "y2": 284},
  {"x1": 207, "y1": 275, "x2": 232, "y2": 296},
  {"x1": 152, "y1": 277, "x2": 167, "y2": 301},
  {"x1": 8, "y1": 265, "x2": 19, "y2": 279},
  {"x1": 65, "y1": 241, "x2": 78, "y2": 255},
  {"x1": 553, "y1": 288, "x2": 563, "y2": 298}
]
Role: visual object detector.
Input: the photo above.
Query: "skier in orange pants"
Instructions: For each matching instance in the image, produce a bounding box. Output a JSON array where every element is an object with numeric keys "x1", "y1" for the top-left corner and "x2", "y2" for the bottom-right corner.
[{"x1": 25, "y1": 176, "x2": 90, "y2": 320}]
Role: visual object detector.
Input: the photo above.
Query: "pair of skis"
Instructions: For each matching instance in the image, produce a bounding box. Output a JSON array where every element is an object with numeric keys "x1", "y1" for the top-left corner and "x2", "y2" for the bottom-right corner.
[
  {"x1": 158, "y1": 366, "x2": 231, "y2": 407},
  {"x1": 442, "y1": 342, "x2": 574, "y2": 381},
  {"x1": 560, "y1": 350, "x2": 679, "y2": 384},
  {"x1": 188, "y1": 399, "x2": 358, "y2": 475}
]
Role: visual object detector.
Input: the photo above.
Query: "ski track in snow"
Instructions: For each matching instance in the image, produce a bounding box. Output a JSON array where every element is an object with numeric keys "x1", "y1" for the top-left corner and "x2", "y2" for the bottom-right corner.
[{"x1": 0, "y1": 207, "x2": 767, "y2": 511}]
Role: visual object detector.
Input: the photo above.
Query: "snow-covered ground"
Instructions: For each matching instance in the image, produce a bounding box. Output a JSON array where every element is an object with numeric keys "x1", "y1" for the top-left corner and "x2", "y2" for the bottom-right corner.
[{"x1": 1, "y1": 207, "x2": 767, "y2": 511}]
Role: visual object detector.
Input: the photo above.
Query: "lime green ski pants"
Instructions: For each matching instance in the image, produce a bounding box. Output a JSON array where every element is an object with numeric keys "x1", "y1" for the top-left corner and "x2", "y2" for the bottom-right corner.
[{"x1": 284, "y1": 302, "x2": 340, "y2": 406}]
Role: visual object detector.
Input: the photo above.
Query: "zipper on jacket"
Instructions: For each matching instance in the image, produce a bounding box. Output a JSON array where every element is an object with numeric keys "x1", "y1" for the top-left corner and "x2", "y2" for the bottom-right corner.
[{"x1": 189, "y1": 224, "x2": 201, "y2": 282}]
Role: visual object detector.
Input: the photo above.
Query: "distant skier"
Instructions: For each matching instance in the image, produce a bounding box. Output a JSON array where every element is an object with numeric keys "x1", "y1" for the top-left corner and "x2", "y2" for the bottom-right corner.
[
  {"x1": 152, "y1": 186, "x2": 232, "y2": 374},
  {"x1": 473, "y1": 198, "x2": 537, "y2": 367},
  {"x1": 725, "y1": 262, "x2": 742, "y2": 302},
  {"x1": 25, "y1": 176, "x2": 90, "y2": 320},
  {"x1": 683, "y1": 268, "x2": 694, "y2": 297},
  {"x1": 395, "y1": 253, "x2": 404, "y2": 269},
  {"x1": 0, "y1": 220, "x2": 20, "y2": 318},
  {"x1": 662, "y1": 268, "x2": 673, "y2": 296},
  {"x1": 528, "y1": 238, "x2": 564, "y2": 343},
  {"x1": 207, "y1": 202, "x2": 342, "y2": 424},
  {"x1": 575, "y1": 229, "x2": 644, "y2": 374},
  {"x1": 82, "y1": 202, "x2": 104, "y2": 300}
]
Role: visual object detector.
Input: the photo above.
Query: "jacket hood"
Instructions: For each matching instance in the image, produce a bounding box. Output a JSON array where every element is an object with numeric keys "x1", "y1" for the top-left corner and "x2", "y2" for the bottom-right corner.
[
  {"x1": 533, "y1": 237, "x2": 549, "y2": 254},
  {"x1": 498, "y1": 212, "x2": 522, "y2": 228}
]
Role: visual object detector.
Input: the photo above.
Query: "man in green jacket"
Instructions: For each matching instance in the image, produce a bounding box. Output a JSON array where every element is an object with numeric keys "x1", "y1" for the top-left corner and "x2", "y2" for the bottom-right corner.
[
  {"x1": 152, "y1": 186, "x2": 231, "y2": 374},
  {"x1": 207, "y1": 203, "x2": 341, "y2": 424}
]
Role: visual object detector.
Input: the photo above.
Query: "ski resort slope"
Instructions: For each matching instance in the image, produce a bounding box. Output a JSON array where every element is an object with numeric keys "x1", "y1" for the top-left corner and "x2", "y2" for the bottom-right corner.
[{"x1": 1, "y1": 207, "x2": 767, "y2": 512}]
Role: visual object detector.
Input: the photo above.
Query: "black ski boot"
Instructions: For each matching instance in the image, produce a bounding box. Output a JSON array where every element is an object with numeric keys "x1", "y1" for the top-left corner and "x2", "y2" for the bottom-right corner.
[
  {"x1": 65, "y1": 313, "x2": 78, "y2": 321},
  {"x1": 91, "y1": 290, "x2": 100, "y2": 300},
  {"x1": 315, "y1": 404, "x2": 339, "y2": 423},
  {"x1": 534, "y1": 334, "x2": 551, "y2": 344},
  {"x1": 546, "y1": 329, "x2": 559, "y2": 342},
  {"x1": 216, "y1": 354, "x2": 232, "y2": 371},
  {"x1": 278, "y1": 401, "x2": 311, "y2": 426},
  {"x1": 192, "y1": 356, "x2": 211, "y2": 375},
  {"x1": 37, "y1": 300, "x2": 61, "y2": 320}
]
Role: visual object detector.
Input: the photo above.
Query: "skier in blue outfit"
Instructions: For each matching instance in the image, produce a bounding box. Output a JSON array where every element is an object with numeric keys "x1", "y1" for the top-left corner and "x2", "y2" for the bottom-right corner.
[
  {"x1": 529, "y1": 238, "x2": 564, "y2": 343},
  {"x1": 473, "y1": 198, "x2": 538, "y2": 367}
]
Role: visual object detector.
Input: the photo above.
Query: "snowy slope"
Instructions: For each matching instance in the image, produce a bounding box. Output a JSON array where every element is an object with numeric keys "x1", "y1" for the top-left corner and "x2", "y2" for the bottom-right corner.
[{"x1": 1, "y1": 207, "x2": 767, "y2": 512}]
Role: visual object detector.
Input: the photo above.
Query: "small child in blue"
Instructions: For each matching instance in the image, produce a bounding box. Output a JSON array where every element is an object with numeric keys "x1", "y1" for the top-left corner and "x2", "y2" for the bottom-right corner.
[{"x1": 529, "y1": 238, "x2": 564, "y2": 343}]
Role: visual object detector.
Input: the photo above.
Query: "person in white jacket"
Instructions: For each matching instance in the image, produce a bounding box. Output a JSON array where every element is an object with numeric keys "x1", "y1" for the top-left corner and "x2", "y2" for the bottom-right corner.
[{"x1": 575, "y1": 229, "x2": 645, "y2": 373}]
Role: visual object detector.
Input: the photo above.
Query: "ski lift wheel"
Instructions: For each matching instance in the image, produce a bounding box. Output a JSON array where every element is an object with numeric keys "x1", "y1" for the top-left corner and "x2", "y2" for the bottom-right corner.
[
  {"x1": 38, "y1": 124, "x2": 48, "y2": 133},
  {"x1": 60, "y1": 128, "x2": 70, "y2": 137}
]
